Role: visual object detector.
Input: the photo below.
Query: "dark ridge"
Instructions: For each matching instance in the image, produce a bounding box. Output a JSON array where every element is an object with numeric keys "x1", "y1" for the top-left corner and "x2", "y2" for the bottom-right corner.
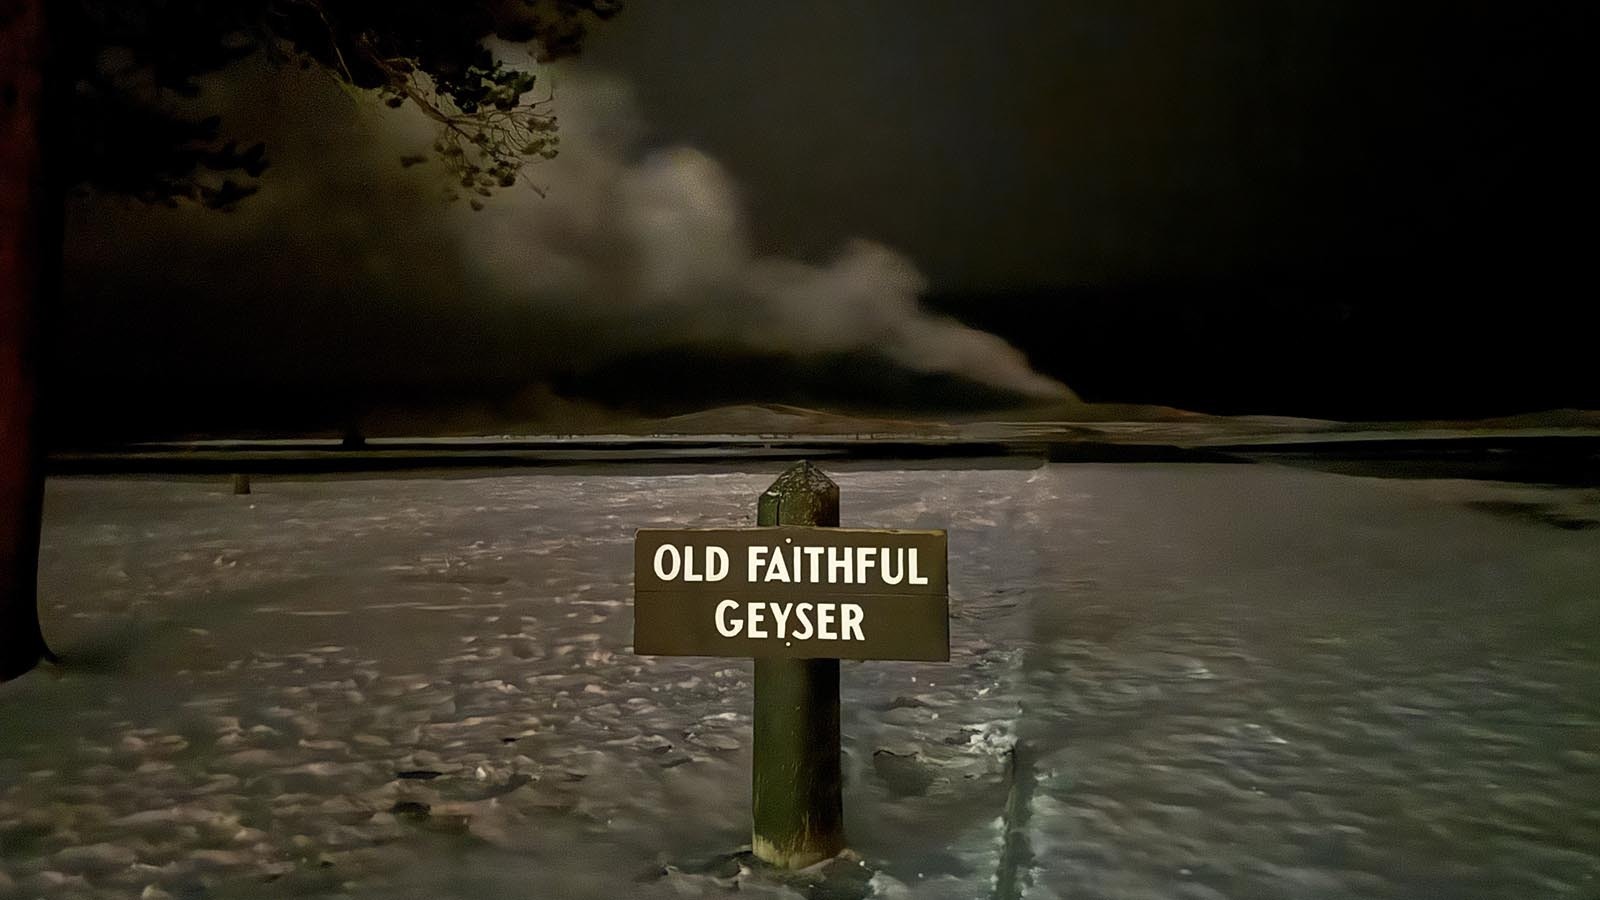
[{"x1": 922, "y1": 280, "x2": 1599, "y2": 421}]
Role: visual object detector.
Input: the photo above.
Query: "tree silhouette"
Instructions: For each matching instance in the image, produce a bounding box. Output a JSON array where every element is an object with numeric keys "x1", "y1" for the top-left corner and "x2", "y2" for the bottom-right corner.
[{"x1": 0, "y1": 0, "x2": 621, "y2": 681}]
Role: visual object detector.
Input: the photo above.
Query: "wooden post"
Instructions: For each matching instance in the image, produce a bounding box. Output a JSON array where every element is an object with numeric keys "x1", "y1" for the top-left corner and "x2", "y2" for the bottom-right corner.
[
  {"x1": 231, "y1": 474, "x2": 251, "y2": 495},
  {"x1": 751, "y1": 461, "x2": 845, "y2": 868}
]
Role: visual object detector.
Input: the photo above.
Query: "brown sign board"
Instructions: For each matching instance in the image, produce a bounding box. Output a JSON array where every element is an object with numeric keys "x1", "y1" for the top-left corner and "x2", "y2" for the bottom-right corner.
[{"x1": 634, "y1": 527, "x2": 949, "y2": 661}]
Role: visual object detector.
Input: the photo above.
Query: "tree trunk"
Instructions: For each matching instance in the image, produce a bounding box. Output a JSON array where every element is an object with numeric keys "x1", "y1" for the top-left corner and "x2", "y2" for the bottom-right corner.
[{"x1": 0, "y1": 0, "x2": 58, "y2": 682}]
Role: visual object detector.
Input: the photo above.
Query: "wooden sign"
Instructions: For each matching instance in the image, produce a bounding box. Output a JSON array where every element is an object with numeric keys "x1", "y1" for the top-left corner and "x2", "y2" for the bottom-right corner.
[{"x1": 634, "y1": 526, "x2": 949, "y2": 661}]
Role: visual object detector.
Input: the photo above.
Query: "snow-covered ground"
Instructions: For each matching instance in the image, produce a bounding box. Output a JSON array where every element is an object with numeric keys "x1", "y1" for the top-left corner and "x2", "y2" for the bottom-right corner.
[{"x1": 2, "y1": 464, "x2": 1597, "y2": 899}]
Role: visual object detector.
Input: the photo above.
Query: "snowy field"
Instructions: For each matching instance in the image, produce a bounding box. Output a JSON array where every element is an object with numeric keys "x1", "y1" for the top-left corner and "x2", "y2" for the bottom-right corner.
[{"x1": 2, "y1": 463, "x2": 1598, "y2": 899}]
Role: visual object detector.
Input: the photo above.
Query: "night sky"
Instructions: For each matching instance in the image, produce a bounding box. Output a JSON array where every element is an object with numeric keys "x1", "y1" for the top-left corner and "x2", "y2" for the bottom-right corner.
[{"x1": 52, "y1": 0, "x2": 1595, "y2": 442}]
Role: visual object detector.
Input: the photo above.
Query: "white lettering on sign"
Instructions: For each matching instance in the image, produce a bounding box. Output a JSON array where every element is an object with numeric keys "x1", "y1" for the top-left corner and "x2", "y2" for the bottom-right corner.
[
  {"x1": 653, "y1": 544, "x2": 680, "y2": 581},
  {"x1": 707, "y1": 546, "x2": 728, "y2": 581},
  {"x1": 828, "y1": 546, "x2": 850, "y2": 583},
  {"x1": 654, "y1": 545, "x2": 729, "y2": 583},
  {"x1": 712, "y1": 599, "x2": 866, "y2": 642},
  {"x1": 708, "y1": 543, "x2": 927, "y2": 586},
  {"x1": 715, "y1": 599, "x2": 740, "y2": 637}
]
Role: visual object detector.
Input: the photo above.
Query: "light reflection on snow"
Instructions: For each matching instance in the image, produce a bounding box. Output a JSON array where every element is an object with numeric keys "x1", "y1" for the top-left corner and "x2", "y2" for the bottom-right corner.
[{"x1": 0, "y1": 465, "x2": 1596, "y2": 898}]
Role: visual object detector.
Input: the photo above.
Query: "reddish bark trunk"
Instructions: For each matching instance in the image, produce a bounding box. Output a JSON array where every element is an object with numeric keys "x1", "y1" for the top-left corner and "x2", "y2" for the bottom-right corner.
[{"x1": 0, "y1": 0, "x2": 57, "y2": 681}]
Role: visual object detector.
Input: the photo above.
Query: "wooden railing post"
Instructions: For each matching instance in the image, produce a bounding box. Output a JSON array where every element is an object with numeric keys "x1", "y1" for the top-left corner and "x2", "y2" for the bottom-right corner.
[{"x1": 751, "y1": 461, "x2": 845, "y2": 867}]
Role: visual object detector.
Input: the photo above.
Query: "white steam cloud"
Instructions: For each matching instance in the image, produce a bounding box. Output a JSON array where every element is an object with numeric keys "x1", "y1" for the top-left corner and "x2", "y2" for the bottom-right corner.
[
  {"x1": 457, "y1": 77, "x2": 1073, "y2": 400},
  {"x1": 67, "y1": 62, "x2": 1073, "y2": 403}
]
